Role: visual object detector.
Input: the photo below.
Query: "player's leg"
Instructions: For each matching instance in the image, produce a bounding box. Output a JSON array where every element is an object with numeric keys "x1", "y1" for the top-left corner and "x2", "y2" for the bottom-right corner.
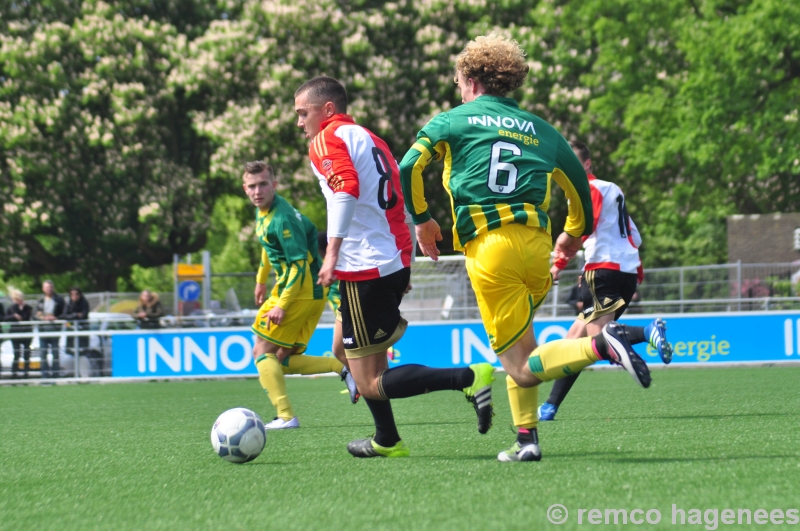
[
  {"x1": 344, "y1": 270, "x2": 493, "y2": 431},
  {"x1": 252, "y1": 338, "x2": 299, "y2": 429},
  {"x1": 330, "y1": 317, "x2": 359, "y2": 403},
  {"x1": 280, "y1": 298, "x2": 345, "y2": 375},
  {"x1": 341, "y1": 270, "x2": 494, "y2": 457},
  {"x1": 539, "y1": 318, "x2": 587, "y2": 420},
  {"x1": 625, "y1": 319, "x2": 673, "y2": 363},
  {"x1": 331, "y1": 315, "x2": 347, "y2": 367},
  {"x1": 579, "y1": 270, "x2": 665, "y2": 375},
  {"x1": 251, "y1": 297, "x2": 306, "y2": 429},
  {"x1": 345, "y1": 351, "x2": 405, "y2": 456}
]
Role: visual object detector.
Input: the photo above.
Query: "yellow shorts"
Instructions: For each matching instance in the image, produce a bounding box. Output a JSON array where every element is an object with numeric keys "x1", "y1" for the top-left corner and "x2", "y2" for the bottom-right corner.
[
  {"x1": 251, "y1": 297, "x2": 326, "y2": 354},
  {"x1": 464, "y1": 224, "x2": 553, "y2": 354}
]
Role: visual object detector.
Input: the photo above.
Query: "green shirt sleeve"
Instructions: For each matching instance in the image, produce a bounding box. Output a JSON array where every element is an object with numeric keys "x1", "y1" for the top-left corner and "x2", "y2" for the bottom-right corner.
[
  {"x1": 553, "y1": 135, "x2": 593, "y2": 237},
  {"x1": 400, "y1": 113, "x2": 451, "y2": 225}
]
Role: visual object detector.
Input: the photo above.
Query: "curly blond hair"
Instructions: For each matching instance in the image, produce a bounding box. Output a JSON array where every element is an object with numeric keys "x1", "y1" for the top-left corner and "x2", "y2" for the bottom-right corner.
[{"x1": 454, "y1": 34, "x2": 529, "y2": 96}]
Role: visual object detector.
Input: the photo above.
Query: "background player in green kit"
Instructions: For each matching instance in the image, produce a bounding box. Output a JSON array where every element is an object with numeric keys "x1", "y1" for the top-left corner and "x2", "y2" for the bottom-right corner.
[
  {"x1": 400, "y1": 34, "x2": 652, "y2": 462},
  {"x1": 243, "y1": 161, "x2": 358, "y2": 430}
]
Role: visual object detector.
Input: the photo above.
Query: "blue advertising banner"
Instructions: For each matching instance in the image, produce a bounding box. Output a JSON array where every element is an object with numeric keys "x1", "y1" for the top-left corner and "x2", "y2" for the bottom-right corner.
[{"x1": 111, "y1": 311, "x2": 800, "y2": 378}]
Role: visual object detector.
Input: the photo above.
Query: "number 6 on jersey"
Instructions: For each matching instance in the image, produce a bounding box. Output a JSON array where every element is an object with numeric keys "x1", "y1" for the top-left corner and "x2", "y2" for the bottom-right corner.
[{"x1": 487, "y1": 141, "x2": 520, "y2": 194}]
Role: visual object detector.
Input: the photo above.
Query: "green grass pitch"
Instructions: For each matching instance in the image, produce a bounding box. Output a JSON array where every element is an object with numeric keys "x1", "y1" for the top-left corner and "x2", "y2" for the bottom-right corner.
[{"x1": 1, "y1": 366, "x2": 799, "y2": 530}]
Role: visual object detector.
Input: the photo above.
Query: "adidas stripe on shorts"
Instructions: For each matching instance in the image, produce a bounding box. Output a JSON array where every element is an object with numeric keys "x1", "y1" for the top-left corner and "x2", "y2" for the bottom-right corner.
[{"x1": 339, "y1": 267, "x2": 410, "y2": 359}]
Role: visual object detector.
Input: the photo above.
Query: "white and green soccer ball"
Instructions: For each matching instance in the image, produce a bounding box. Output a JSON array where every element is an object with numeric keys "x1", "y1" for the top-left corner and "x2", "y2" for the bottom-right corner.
[{"x1": 210, "y1": 408, "x2": 266, "y2": 463}]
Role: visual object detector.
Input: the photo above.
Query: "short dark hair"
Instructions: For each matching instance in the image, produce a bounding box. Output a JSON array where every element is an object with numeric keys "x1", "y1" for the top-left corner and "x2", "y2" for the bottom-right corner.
[
  {"x1": 243, "y1": 160, "x2": 274, "y2": 178},
  {"x1": 69, "y1": 286, "x2": 83, "y2": 296},
  {"x1": 569, "y1": 140, "x2": 591, "y2": 164},
  {"x1": 295, "y1": 76, "x2": 348, "y2": 114}
]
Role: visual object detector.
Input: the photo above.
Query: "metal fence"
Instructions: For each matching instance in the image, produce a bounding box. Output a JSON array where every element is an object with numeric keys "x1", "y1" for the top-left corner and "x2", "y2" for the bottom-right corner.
[
  {"x1": 4, "y1": 259, "x2": 799, "y2": 322},
  {"x1": 398, "y1": 257, "x2": 800, "y2": 320},
  {"x1": 2, "y1": 258, "x2": 799, "y2": 380}
]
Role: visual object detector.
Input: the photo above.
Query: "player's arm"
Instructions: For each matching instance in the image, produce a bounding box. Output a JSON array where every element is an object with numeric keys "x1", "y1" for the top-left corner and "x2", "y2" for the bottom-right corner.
[
  {"x1": 319, "y1": 191, "x2": 355, "y2": 286},
  {"x1": 551, "y1": 136, "x2": 593, "y2": 261},
  {"x1": 628, "y1": 209, "x2": 643, "y2": 248},
  {"x1": 399, "y1": 114, "x2": 449, "y2": 259},
  {"x1": 313, "y1": 129, "x2": 360, "y2": 284},
  {"x1": 552, "y1": 183, "x2": 602, "y2": 271},
  {"x1": 255, "y1": 248, "x2": 270, "y2": 305}
]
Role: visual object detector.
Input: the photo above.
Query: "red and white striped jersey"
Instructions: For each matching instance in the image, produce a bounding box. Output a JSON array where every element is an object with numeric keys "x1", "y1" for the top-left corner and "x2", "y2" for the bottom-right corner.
[
  {"x1": 308, "y1": 114, "x2": 412, "y2": 281},
  {"x1": 582, "y1": 174, "x2": 642, "y2": 274}
]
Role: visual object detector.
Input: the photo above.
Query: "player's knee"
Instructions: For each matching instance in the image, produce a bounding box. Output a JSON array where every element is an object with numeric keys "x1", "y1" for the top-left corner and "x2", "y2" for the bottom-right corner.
[
  {"x1": 275, "y1": 347, "x2": 294, "y2": 363},
  {"x1": 509, "y1": 367, "x2": 538, "y2": 388},
  {"x1": 354, "y1": 379, "x2": 382, "y2": 400}
]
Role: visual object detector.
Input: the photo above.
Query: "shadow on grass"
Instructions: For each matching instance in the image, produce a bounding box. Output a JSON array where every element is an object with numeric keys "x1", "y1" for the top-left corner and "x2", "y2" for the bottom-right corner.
[
  {"x1": 417, "y1": 455, "x2": 500, "y2": 461},
  {"x1": 308, "y1": 420, "x2": 473, "y2": 430}
]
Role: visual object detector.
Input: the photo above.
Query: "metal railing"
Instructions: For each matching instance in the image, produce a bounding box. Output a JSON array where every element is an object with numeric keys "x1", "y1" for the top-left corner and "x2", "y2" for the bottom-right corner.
[{"x1": 2, "y1": 259, "x2": 799, "y2": 323}]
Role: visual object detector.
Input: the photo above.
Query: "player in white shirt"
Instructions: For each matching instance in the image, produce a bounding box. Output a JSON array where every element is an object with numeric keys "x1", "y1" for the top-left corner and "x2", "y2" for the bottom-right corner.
[
  {"x1": 540, "y1": 140, "x2": 674, "y2": 421},
  {"x1": 294, "y1": 75, "x2": 496, "y2": 458}
]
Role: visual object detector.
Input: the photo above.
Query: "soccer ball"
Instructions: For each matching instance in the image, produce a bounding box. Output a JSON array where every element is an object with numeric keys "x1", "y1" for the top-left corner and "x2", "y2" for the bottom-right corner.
[{"x1": 210, "y1": 408, "x2": 266, "y2": 463}]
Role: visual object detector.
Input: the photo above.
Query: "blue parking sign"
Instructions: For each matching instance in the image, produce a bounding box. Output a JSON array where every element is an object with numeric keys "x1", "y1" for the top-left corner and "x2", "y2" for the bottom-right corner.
[{"x1": 178, "y1": 280, "x2": 201, "y2": 302}]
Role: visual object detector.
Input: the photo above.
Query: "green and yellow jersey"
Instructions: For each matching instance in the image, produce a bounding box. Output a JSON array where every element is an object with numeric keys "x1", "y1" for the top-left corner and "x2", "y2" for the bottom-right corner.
[
  {"x1": 326, "y1": 281, "x2": 341, "y2": 313},
  {"x1": 254, "y1": 195, "x2": 325, "y2": 307},
  {"x1": 399, "y1": 95, "x2": 592, "y2": 251}
]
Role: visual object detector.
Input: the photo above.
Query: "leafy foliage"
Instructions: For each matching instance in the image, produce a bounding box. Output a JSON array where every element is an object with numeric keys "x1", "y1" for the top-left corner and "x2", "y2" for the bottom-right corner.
[{"x1": 2, "y1": 0, "x2": 797, "y2": 292}]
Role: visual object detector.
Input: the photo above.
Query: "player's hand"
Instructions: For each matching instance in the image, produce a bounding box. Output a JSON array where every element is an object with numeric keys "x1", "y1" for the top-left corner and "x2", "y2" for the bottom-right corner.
[
  {"x1": 550, "y1": 264, "x2": 563, "y2": 282},
  {"x1": 415, "y1": 219, "x2": 442, "y2": 261},
  {"x1": 317, "y1": 256, "x2": 338, "y2": 287},
  {"x1": 261, "y1": 306, "x2": 285, "y2": 330},
  {"x1": 553, "y1": 232, "x2": 582, "y2": 262},
  {"x1": 403, "y1": 282, "x2": 413, "y2": 295},
  {"x1": 254, "y1": 283, "x2": 267, "y2": 306}
]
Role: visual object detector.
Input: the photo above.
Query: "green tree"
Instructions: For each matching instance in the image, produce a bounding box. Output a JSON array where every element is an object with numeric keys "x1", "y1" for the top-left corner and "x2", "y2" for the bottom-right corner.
[
  {"x1": 0, "y1": 2, "x2": 216, "y2": 290},
  {"x1": 172, "y1": 0, "x2": 544, "y2": 251}
]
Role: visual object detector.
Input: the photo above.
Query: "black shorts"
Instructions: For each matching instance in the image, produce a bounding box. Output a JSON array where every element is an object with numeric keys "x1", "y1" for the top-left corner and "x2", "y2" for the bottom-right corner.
[
  {"x1": 578, "y1": 269, "x2": 638, "y2": 323},
  {"x1": 339, "y1": 267, "x2": 410, "y2": 359}
]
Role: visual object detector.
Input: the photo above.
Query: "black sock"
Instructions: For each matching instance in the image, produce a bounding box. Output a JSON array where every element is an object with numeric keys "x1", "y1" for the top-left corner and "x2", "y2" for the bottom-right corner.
[
  {"x1": 517, "y1": 427, "x2": 539, "y2": 445},
  {"x1": 546, "y1": 373, "x2": 581, "y2": 406},
  {"x1": 363, "y1": 397, "x2": 401, "y2": 447},
  {"x1": 592, "y1": 334, "x2": 612, "y2": 361},
  {"x1": 625, "y1": 326, "x2": 646, "y2": 345},
  {"x1": 380, "y1": 364, "x2": 473, "y2": 399}
]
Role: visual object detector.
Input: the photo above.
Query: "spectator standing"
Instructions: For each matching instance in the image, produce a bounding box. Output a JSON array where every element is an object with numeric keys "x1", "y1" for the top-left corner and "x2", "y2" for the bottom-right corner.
[
  {"x1": 61, "y1": 287, "x2": 91, "y2": 372},
  {"x1": 134, "y1": 290, "x2": 165, "y2": 329},
  {"x1": 3, "y1": 288, "x2": 33, "y2": 378},
  {"x1": 5, "y1": 289, "x2": 32, "y2": 378},
  {"x1": 34, "y1": 280, "x2": 65, "y2": 378}
]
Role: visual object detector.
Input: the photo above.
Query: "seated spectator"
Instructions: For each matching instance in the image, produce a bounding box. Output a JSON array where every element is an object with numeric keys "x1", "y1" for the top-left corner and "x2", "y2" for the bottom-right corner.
[
  {"x1": 135, "y1": 290, "x2": 165, "y2": 329},
  {"x1": 61, "y1": 287, "x2": 91, "y2": 364},
  {"x1": 4, "y1": 288, "x2": 32, "y2": 378}
]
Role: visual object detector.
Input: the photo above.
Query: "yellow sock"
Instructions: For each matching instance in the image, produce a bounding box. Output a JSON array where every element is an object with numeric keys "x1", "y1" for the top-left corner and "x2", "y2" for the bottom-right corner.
[
  {"x1": 282, "y1": 354, "x2": 344, "y2": 376},
  {"x1": 528, "y1": 337, "x2": 599, "y2": 382},
  {"x1": 506, "y1": 374, "x2": 538, "y2": 430},
  {"x1": 256, "y1": 354, "x2": 295, "y2": 420}
]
